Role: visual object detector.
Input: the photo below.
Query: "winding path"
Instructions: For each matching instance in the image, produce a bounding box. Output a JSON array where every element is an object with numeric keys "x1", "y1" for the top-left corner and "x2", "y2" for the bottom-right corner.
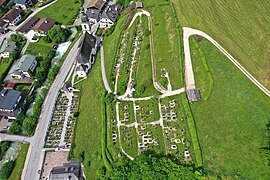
[
  {"x1": 183, "y1": 27, "x2": 270, "y2": 97},
  {"x1": 100, "y1": 45, "x2": 112, "y2": 93}
]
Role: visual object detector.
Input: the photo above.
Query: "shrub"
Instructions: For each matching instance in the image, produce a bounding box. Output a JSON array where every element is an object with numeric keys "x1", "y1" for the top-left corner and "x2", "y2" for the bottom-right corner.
[
  {"x1": 48, "y1": 25, "x2": 72, "y2": 43},
  {"x1": 0, "y1": 160, "x2": 15, "y2": 179}
]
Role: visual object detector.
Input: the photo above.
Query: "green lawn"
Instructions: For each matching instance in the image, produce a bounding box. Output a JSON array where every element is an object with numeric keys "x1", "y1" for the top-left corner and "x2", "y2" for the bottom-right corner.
[
  {"x1": 25, "y1": 38, "x2": 54, "y2": 57},
  {"x1": 35, "y1": 0, "x2": 81, "y2": 25},
  {"x1": 8, "y1": 144, "x2": 29, "y2": 180},
  {"x1": 173, "y1": 0, "x2": 270, "y2": 90},
  {"x1": 149, "y1": 3, "x2": 183, "y2": 90},
  {"x1": 135, "y1": 98, "x2": 160, "y2": 123},
  {"x1": 0, "y1": 58, "x2": 12, "y2": 78},
  {"x1": 120, "y1": 126, "x2": 138, "y2": 157},
  {"x1": 189, "y1": 37, "x2": 270, "y2": 178}
]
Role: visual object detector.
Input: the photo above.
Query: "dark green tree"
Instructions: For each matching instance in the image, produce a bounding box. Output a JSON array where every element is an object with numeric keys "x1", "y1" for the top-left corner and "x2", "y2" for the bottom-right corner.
[
  {"x1": 0, "y1": 160, "x2": 15, "y2": 179},
  {"x1": 7, "y1": 122, "x2": 22, "y2": 134},
  {"x1": 48, "y1": 25, "x2": 71, "y2": 43}
]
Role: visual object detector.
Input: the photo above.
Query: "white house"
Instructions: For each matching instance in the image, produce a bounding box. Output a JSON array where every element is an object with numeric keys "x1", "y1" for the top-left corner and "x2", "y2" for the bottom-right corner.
[
  {"x1": 0, "y1": 38, "x2": 17, "y2": 58},
  {"x1": 14, "y1": 0, "x2": 33, "y2": 10},
  {"x1": 9, "y1": 54, "x2": 37, "y2": 79},
  {"x1": 2, "y1": 6, "x2": 22, "y2": 25}
]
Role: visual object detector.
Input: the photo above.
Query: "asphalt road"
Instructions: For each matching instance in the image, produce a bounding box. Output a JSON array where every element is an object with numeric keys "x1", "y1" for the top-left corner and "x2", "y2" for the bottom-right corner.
[
  {"x1": 0, "y1": 133, "x2": 33, "y2": 143},
  {"x1": 22, "y1": 37, "x2": 81, "y2": 180}
]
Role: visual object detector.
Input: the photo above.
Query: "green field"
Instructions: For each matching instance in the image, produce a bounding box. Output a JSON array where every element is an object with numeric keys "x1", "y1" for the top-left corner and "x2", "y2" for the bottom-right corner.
[
  {"x1": 189, "y1": 37, "x2": 270, "y2": 178},
  {"x1": 35, "y1": 0, "x2": 81, "y2": 25},
  {"x1": 25, "y1": 38, "x2": 54, "y2": 57},
  {"x1": 173, "y1": 0, "x2": 270, "y2": 90},
  {"x1": 72, "y1": 53, "x2": 106, "y2": 179},
  {"x1": 0, "y1": 58, "x2": 13, "y2": 78},
  {"x1": 9, "y1": 144, "x2": 29, "y2": 180}
]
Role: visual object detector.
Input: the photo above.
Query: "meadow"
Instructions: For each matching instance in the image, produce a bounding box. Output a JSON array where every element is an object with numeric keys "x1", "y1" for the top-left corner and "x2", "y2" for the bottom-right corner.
[
  {"x1": 189, "y1": 37, "x2": 270, "y2": 178},
  {"x1": 173, "y1": 0, "x2": 270, "y2": 90},
  {"x1": 25, "y1": 38, "x2": 54, "y2": 57}
]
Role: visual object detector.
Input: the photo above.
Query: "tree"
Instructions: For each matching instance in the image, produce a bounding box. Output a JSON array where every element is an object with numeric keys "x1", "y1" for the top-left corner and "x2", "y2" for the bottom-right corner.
[
  {"x1": 22, "y1": 116, "x2": 37, "y2": 136},
  {"x1": 15, "y1": 112, "x2": 26, "y2": 124},
  {"x1": 104, "y1": 154, "x2": 204, "y2": 179},
  {"x1": 10, "y1": 51, "x2": 19, "y2": 60},
  {"x1": 105, "y1": 93, "x2": 115, "y2": 104},
  {"x1": 0, "y1": 160, "x2": 15, "y2": 179},
  {"x1": 10, "y1": 34, "x2": 23, "y2": 42},
  {"x1": 48, "y1": 25, "x2": 71, "y2": 43},
  {"x1": 7, "y1": 122, "x2": 22, "y2": 134},
  {"x1": 43, "y1": 35, "x2": 52, "y2": 43}
]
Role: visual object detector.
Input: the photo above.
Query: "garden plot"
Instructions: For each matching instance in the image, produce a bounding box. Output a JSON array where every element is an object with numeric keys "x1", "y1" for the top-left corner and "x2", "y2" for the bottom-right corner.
[
  {"x1": 137, "y1": 124, "x2": 165, "y2": 154},
  {"x1": 160, "y1": 95, "x2": 192, "y2": 163},
  {"x1": 120, "y1": 126, "x2": 138, "y2": 157},
  {"x1": 45, "y1": 91, "x2": 79, "y2": 149},
  {"x1": 134, "y1": 99, "x2": 160, "y2": 123},
  {"x1": 118, "y1": 101, "x2": 135, "y2": 124}
]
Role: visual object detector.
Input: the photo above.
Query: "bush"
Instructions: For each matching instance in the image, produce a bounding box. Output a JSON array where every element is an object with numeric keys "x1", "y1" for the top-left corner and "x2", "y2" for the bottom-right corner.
[
  {"x1": 0, "y1": 160, "x2": 15, "y2": 179},
  {"x1": 7, "y1": 122, "x2": 22, "y2": 135},
  {"x1": 10, "y1": 34, "x2": 23, "y2": 43},
  {"x1": 43, "y1": 35, "x2": 52, "y2": 43},
  {"x1": 48, "y1": 25, "x2": 72, "y2": 43}
]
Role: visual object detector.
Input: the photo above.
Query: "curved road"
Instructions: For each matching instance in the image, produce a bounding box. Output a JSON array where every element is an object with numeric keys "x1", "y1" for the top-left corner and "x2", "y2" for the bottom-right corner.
[
  {"x1": 22, "y1": 36, "x2": 81, "y2": 180},
  {"x1": 183, "y1": 27, "x2": 270, "y2": 97}
]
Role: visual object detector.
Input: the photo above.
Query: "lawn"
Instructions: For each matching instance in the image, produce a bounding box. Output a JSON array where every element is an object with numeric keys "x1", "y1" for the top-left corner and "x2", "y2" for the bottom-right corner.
[
  {"x1": 149, "y1": 3, "x2": 183, "y2": 90},
  {"x1": 25, "y1": 38, "x2": 54, "y2": 57},
  {"x1": 0, "y1": 58, "x2": 13, "y2": 79},
  {"x1": 135, "y1": 98, "x2": 160, "y2": 123},
  {"x1": 172, "y1": 0, "x2": 270, "y2": 90},
  {"x1": 120, "y1": 126, "x2": 138, "y2": 158},
  {"x1": 35, "y1": 0, "x2": 81, "y2": 25},
  {"x1": 118, "y1": 101, "x2": 135, "y2": 124},
  {"x1": 8, "y1": 144, "x2": 29, "y2": 180},
  {"x1": 189, "y1": 37, "x2": 270, "y2": 178},
  {"x1": 72, "y1": 53, "x2": 106, "y2": 179}
]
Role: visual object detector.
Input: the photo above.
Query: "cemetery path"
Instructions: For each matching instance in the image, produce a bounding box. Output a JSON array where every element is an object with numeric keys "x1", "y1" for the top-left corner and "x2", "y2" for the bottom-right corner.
[
  {"x1": 183, "y1": 27, "x2": 270, "y2": 97},
  {"x1": 100, "y1": 45, "x2": 112, "y2": 93}
]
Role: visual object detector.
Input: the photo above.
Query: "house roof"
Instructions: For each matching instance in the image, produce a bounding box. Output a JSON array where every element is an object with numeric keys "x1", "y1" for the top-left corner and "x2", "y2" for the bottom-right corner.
[
  {"x1": 5, "y1": 82, "x2": 15, "y2": 89},
  {"x1": 17, "y1": 16, "x2": 39, "y2": 33},
  {"x1": 14, "y1": 0, "x2": 28, "y2": 5},
  {"x1": 87, "y1": 0, "x2": 106, "y2": 10},
  {"x1": 77, "y1": 32, "x2": 96, "y2": 64},
  {"x1": 0, "y1": 0, "x2": 8, "y2": 6},
  {"x1": 0, "y1": 89, "x2": 21, "y2": 110},
  {"x1": 186, "y1": 89, "x2": 201, "y2": 101},
  {"x1": 86, "y1": 8, "x2": 100, "y2": 21},
  {"x1": 33, "y1": 17, "x2": 55, "y2": 33},
  {"x1": 0, "y1": 38, "x2": 16, "y2": 53},
  {"x1": 3, "y1": 6, "x2": 22, "y2": 22},
  {"x1": 0, "y1": 19, "x2": 8, "y2": 28},
  {"x1": 50, "y1": 158, "x2": 81, "y2": 180},
  {"x1": 81, "y1": 12, "x2": 88, "y2": 22},
  {"x1": 9, "y1": 54, "x2": 36, "y2": 75},
  {"x1": 102, "y1": 5, "x2": 118, "y2": 22}
]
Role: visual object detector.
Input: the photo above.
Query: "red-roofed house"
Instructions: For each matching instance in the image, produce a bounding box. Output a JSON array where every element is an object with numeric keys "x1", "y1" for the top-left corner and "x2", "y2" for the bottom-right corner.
[
  {"x1": 2, "y1": 6, "x2": 22, "y2": 25},
  {"x1": 4, "y1": 82, "x2": 15, "y2": 89}
]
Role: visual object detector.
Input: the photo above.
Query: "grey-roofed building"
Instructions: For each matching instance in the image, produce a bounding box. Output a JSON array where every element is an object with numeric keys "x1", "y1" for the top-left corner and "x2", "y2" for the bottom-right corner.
[
  {"x1": 49, "y1": 158, "x2": 84, "y2": 180},
  {"x1": 86, "y1": 8, "x2": 101, "y2": 24},
  {"x1": 14, "y1": 0, "x2": 33, "y2": 10},
  {"x1": 76, "y1": 32, "x2": 97, "y2": 77},
  {"x1": 99, "y1": 5, "x2": 118, "y2": 28},
  {"x1": 0, "y1": 89, "x2": 22, "y2": 113},
  {"x1": 0, "y1": 38, "x2": 17, "y2": 58},
  {"x1": 186, "y1": 89, "x2": 201, "y2": 102},
  {"x1": 9, "y1": 54, "x2": 37, "y2": 79}
]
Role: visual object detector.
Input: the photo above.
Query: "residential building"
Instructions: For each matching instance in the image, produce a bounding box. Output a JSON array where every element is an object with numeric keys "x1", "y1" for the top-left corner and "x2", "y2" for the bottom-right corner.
[
  {"x1": 32, "y1": 17, "x2": 55, "y2": 35},
  {"x1": 87, "y1": 0, "x2": 106, "y2": 11},
  {"x1": 4, "y1": 82, "x2": 15, "y2": 89},
  {"x1": 17, "y1": 16, "x2": 39, "y2": 34},
  {"x1": 99, "y1": 5, "x2": 118, "y2": 28},
  {"x1": 49, "y1": 158, "x2": 84, "y2": 180},
  {"x1": 0, "y1": 0, "x2": 10, "y2": 9},
  {"x1": 0, "y1": 89, "x2": 22, "y2": 113},
  {"x1": 0, "y1": 19, "x2": 9, "y2": 34},
  {"x1": 9, "y1": 54, "x2": 37, "y2": 79},
  {"x1": 76, "y1": 32, "x2": 97, "y2": 77},
  {"x1": 2, "y1": 6, "x2": 22, "y2": 25},
  {"x1": 0, "y1": 38, "x2": 17, "y2": 58},
  {"x1": 14, "y1": 0, "x2": 33, "y2": 10}
]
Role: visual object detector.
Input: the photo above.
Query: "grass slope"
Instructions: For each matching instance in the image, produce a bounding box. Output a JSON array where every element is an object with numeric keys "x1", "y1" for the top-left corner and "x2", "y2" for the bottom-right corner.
[
  {"x1": 190, "y1": 37, "x2": 270, "y2": 178},
  {"x1": 8, "y1": 144, "x2": 29, "y2": 180},
  {"x1": 173, "y1": 0, "x2": 270, "y2": 89},
  {"x1": 35, "y1": 0, "x2": 81, "y2": 25},
  {"x1": 25, "y1": 38, "x2": 54, "y2": 57},
  {"x1": 73, "y1": 53, "x2": 106, "y2": 179}
]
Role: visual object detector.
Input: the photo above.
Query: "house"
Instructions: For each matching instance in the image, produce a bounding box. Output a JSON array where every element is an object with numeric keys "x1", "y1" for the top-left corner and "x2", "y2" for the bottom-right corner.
[
  {"x1": 76, "y1": 32, "x2": 97, "y2": 77},
  {"x1": 17, "y1": 16, "x2": 39, "y2": 34},
  {"x1": 9, "y1": 54, "x2": 37, "y2": 79},
  {"x1": 49, "y1": 158, "x2": 84, "y2": 180},
  {"x1": 0, "y1": 38, "x2": 17, "y2": 58},
  {"x1": 87, "y1": 0, "x2": 106, "y2": 11},
  {"x1": 0, "y1": 89, "x2": 22, "y2": 114},
  {"x1": 14, "y1": 0, "x2": 33, "y2": 10},
  {"x1": 0, "y1": 19, "x2": 9, "y2": 34},
  {"x1": 0, "y1": 0, "x2": 10, "y2": 9},
  {"x1": 99, "y1": 5, "x2": 118, "y2": 28},
  {"x1": 86, "y1": 8, "x2": 101, "y2": 24},
  {"x1": 2, "y1": 6, "x2": 22, "y2": 25},
  {"x1": 136, "y1": 2, "x2": 143, "y2": 8},
  {"x1": 32, "y1": 17, "x2": 55, "y2": 35}
]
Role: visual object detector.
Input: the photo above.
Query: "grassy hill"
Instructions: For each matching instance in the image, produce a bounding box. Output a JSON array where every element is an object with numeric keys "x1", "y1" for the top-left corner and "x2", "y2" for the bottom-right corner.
[
  {"x1": 172, "y1": 0, "x2": 270, "y2": 90},
  {"x1": 189, "y1": 36, "x2": 270, "y2": 178}
]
